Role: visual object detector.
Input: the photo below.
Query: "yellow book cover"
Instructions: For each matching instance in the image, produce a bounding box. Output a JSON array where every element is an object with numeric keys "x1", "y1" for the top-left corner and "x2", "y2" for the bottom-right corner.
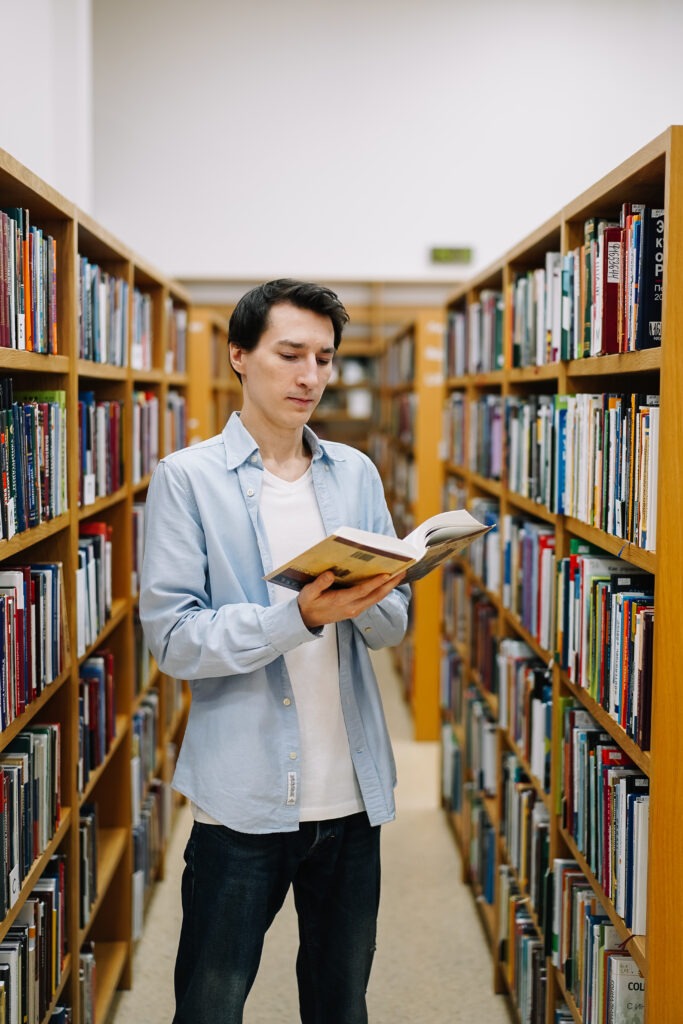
[{"x1": 265, "y1": 509, "x2": 490, "y2": 592}]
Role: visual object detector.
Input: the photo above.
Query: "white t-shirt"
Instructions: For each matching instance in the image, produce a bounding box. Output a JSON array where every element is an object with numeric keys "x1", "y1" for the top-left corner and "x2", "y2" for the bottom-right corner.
[{"x1": 193, "y1": 463, "x2": 364, "y2": 825}]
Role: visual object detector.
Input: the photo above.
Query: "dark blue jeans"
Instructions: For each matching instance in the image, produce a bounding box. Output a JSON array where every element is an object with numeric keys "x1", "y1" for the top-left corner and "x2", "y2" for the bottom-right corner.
[{"x1": 172, "y1": 811, "x2": 381, "y2": 1024}]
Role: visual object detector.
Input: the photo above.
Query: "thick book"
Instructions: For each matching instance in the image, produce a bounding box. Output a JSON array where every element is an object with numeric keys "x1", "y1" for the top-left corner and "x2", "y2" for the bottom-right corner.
[{"x1": 265, "y1": 509, "x2": 491, "y2": 592}]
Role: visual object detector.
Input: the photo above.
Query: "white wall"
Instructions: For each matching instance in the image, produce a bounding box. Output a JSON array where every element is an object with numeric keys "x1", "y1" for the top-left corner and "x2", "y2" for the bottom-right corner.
[
  {"x1": 4, "y1": 1, "x2": 681, "y2": 282},
  {"x1": 0, "y1": 0, "x2": 93, "y2": 209}
]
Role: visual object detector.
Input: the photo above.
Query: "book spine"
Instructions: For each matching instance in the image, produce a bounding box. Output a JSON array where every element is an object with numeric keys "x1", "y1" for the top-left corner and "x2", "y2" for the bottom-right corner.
[{"x1": 635, "y1": 208, "x2": 665, "y2": 349}]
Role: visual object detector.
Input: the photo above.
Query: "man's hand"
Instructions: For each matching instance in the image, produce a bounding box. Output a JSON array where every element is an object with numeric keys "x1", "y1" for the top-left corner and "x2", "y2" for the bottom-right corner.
[{"x1": 297, "y1": 571, "x2": 405, "y2": 631}]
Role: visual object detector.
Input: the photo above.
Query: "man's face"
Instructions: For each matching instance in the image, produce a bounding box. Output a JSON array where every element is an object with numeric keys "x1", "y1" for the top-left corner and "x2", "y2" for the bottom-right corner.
[{"x1": 230, "y1": 302, "x2": 336, "y2": 433}]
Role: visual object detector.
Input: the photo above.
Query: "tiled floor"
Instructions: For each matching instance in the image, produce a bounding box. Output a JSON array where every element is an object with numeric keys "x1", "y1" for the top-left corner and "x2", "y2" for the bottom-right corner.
[{"x1": 110, "y1": 649, "x2": 511, "y2": 1023}]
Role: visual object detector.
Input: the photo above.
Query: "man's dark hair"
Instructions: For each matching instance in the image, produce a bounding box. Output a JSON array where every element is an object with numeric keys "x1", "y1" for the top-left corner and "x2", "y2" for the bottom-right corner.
[{"x1": 228, "y1": 280, "x2": 349, "y2": 379}]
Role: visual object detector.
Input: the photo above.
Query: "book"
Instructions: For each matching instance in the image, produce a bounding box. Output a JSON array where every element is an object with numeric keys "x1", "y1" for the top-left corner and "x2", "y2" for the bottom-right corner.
[{"x1": 264, "y1": 509, "x2": 491, "y2": 591}]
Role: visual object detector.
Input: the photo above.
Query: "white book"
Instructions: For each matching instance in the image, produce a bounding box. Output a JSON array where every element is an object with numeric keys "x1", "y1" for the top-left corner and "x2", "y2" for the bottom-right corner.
[
  {"x1": 607, "y1": 954, "x2": 644, "y2": 1023},
  {"x1": 632, "y1": 796, "x2": 650, "y2": 935}
]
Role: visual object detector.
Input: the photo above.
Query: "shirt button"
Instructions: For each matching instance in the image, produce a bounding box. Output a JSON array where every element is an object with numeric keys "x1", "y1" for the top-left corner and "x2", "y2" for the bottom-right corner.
[
  {"x1": 289, "y1": 751, "x2": 297, "y2": 760},
  {"x1": 283, "y1": 698, "x2": 291, "y2": 706},
  {"x1": 250, "y1": 455, "x2": 257, "y2": 464},
  {"x1": 246, "y1": 487, "x2": 255, "y2": 497},
  {"x1": 364, "y1": 626, "x2": 372, "y2": 633}
]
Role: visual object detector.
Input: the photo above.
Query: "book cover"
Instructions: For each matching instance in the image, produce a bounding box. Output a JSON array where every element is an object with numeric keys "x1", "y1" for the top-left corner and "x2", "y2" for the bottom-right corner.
[
  {"x1": 265, "y1": 509, "x2": 490, "y2": 591},
  {"x1": 635, "y1": 207, "x2": 664, "y2": 350}
]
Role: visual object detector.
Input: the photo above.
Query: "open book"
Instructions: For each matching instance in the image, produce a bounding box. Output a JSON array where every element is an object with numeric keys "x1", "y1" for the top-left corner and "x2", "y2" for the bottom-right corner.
[{"x1": 265, "y1": 508, "x2": 491, "y2": 591}]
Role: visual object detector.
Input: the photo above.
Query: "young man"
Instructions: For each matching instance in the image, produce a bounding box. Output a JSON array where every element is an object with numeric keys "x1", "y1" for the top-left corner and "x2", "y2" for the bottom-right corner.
[{"x1": 139, "y1": 279, "x2": 410, "y2": 1024}]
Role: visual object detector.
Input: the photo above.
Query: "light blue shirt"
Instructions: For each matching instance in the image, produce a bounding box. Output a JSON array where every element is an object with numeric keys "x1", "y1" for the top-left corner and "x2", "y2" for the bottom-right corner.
[{"x1": 139, "y1": 412, "x2": 410, "y2": 833}]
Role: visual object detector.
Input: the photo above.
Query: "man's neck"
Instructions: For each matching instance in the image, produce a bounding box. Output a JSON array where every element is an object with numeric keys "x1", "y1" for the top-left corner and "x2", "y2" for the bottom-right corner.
[{"x1": 240, "y1": 411, "x2": 311, "y2": 482}]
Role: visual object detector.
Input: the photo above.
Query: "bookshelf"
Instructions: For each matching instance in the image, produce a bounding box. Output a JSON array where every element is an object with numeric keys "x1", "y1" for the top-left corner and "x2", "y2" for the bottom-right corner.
[
  {"x1": 440, "y1": 127, "x2": 681, "y2": 1023},
  {"x1": 379, "y1": 312, "x2": 445, "y2": 741},
  {"x1": 0, "y1": 146, "x2": 192, "y2": 1022},
  {"x1": 186, "y1": 308, "x2": 240, "y2": 445}
]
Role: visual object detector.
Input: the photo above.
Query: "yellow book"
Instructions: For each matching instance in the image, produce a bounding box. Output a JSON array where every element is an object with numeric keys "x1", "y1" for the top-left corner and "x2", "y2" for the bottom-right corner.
[{"x1": 265, "y1": 509, "x2": 490, "y2": 592}]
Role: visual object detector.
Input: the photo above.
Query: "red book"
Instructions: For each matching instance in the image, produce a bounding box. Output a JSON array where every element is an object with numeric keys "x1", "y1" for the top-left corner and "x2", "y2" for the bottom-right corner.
[{"x1": 600, "y1": 225, "x2": 623, "y2": 354}]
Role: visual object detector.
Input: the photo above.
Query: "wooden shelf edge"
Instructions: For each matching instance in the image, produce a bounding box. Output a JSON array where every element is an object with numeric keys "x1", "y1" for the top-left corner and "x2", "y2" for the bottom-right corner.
[
  {"x1": 78, "y1": 826, "x2": 129, "y2": 948},
  {"x1": 560, "y1": 672, "x2": 651, "y2": 776},
  {"x1": 92, "y1": 940, "x2": 129, "y2": 1023}
]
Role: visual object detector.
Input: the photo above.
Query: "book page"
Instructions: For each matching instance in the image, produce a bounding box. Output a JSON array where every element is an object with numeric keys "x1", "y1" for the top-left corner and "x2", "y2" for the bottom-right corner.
[{"x1": 403, "y1": 508, "x2": 488, "y2": 551}]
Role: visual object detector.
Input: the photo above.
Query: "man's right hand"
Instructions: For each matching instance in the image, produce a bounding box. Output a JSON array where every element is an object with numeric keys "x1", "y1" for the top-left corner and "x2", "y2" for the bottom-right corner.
[{"x1": 297, "y1": 571, "x2": 405, "y2": 630}]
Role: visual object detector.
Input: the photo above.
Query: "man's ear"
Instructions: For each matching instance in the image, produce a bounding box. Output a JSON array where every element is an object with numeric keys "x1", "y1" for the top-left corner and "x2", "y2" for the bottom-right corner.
[{"x1": 229, "y1": 343, "x2": 245, "y2": 377}]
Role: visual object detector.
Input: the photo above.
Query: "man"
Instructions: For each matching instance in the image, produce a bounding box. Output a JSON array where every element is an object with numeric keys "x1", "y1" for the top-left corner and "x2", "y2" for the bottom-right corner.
[{"x1": 139, "y1": 279, "x2": 410, "y2": 1024}]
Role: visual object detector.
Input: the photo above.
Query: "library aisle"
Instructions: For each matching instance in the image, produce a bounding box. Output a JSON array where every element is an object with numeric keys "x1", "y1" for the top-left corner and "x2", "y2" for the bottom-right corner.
[{"x1": 111, "y1": 649, "x2": 510, "y2": 1024}]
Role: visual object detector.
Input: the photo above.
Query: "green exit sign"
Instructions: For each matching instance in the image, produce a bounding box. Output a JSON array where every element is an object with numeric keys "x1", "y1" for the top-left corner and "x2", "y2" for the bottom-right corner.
[{"x1": 429, "y1": 246, "x2": 474, "y2": 265}]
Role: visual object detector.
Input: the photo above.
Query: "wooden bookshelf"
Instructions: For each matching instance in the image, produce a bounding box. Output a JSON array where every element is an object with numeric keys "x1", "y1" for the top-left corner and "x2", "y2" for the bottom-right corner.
[
  {"x1": 186, "y1": 308, "x2": 240, "y2": 445},
  {"x1": 0, "y1": 145, "x2": 192, "y2": 1023},
  {"x1": 378, "y1": 311, "x2": 445, "y2": 740},
  {"x1": 440, "y1": 127, "x2": 682, "y2": 1023}
]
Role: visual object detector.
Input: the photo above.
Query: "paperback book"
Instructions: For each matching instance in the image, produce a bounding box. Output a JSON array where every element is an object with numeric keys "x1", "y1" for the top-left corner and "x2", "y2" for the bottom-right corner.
[{"x1": 265, "y1": 509, "x2": 491, "y2": 591}]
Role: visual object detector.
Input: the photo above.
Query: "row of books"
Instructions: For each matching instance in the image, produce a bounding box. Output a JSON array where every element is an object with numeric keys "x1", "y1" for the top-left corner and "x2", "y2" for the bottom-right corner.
[
  {"x1": 79, "y1": 942, "x2": 96, "y2": 1024},
  {"x1": 388, "y1": 392, "x2": 418, "y2": 449},
  {"x1": 497, "y1": 640, "x2": 552, "y2": 793},
  {"x1": 0, "y1": 207, "x2": 58, "y2": 354},
  {"x1": 465, "y1": 688, "x2": 497, "y2": 797},
  {"x1": 556, "y1": 545, "x2": 654, "y2": 748},
  {"x1": 0, "y1": 724, "x2": 61, "y2": 919},
  {"x1": 441, "y1": 561, "x2": 467, "y2": 647},
  {"x1": 132, "y1": 390, "x2": 160, "y2": 484},
  {"x1": 383, "y1": 332, "x2": 415, "y2": 387},
  {"x1": 76, "y1": 522, "x2": 113, "y2": 658},
  {"x1": 439, "y1": 644, "x2": 464, "y2": 724},
  {"x1": 78, "y1": 394, "x2": 124, "y2": 506},
  {"x1": 78, "y1": 256, "x2": 129, "y2": 366},
  {"x1": 130, "y1": 289, "x2": 153, "y2": 371},
  {"x1": 0, "y1": 562, "x2": 63, "y2": 729},
  {"x1": 581, "y1": 206, "x2": 663, "y2": 357},
  {"x1": 452, "y1": 389, "x2": 660, "y2": 551},
  {"x1": 0, "y1": 853, "x2": 67, "y2": 1024},
  {"x1": 505, "y1": 393, "x2": 554, "y2": 507},
  {"x1": 467, "y1": 787, "x2": 496, "y2": 904},
  {"x1": 447, "y1": 204, "x2": 663, "y2": 372},
  {"x1": 164, "y1": 300, "x2": 187, "y2": 375},
  {"x1": 502, "y1": 515, "x2": 556, "y2": 654},
  {"x1": 552, "y1": 858, "x2": 645, "y2": 1023},
  {"x1": 497, "y1": 847, "x2": 647, "y2": 1024},
  {"x1": 467, "y1": 498, "x2": 500, "y2": 593},
  {"x1": 467, "y1": 394, "x2": 503, "y2": 480},
  {"x1": 445, "y1": 290, "x2": 504, "y2": 377},
  {"x1": 132, "y1": 779, "x2": 169, "y2": 941},
  {"x1": 469, "y1": 594, "x2": 498, "y2": 698},
  {"x1": 554, "y1": 391, "x2": 659, "y2": 551},
  {"x1": 498, "y1": 864, "x2": 546, "y2": 1024},
  {"x1": 79, "y1": 804, "x2": 98, "y2": 930},
  {"x1": 78, "y1": 650, "x2": 116, "y2": 795},
  {"x1": 440, "y1": 723, "x2": 462, "y2": 815},
  {"x1": 500, "y1": 753, "x2": 550, "y2": 916},
  {"x1": 0, "y1": 381, "x2": 68, "y2": 539},
  {"x1": 165, "y1": 391, "x2": 187, "y2": 457},
  {"x1": 132, "y1": 692, "x2": 159, "y2": 797},
  {"x1": 562, "y1": 706, "x2": 648, "y2": 933}
]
